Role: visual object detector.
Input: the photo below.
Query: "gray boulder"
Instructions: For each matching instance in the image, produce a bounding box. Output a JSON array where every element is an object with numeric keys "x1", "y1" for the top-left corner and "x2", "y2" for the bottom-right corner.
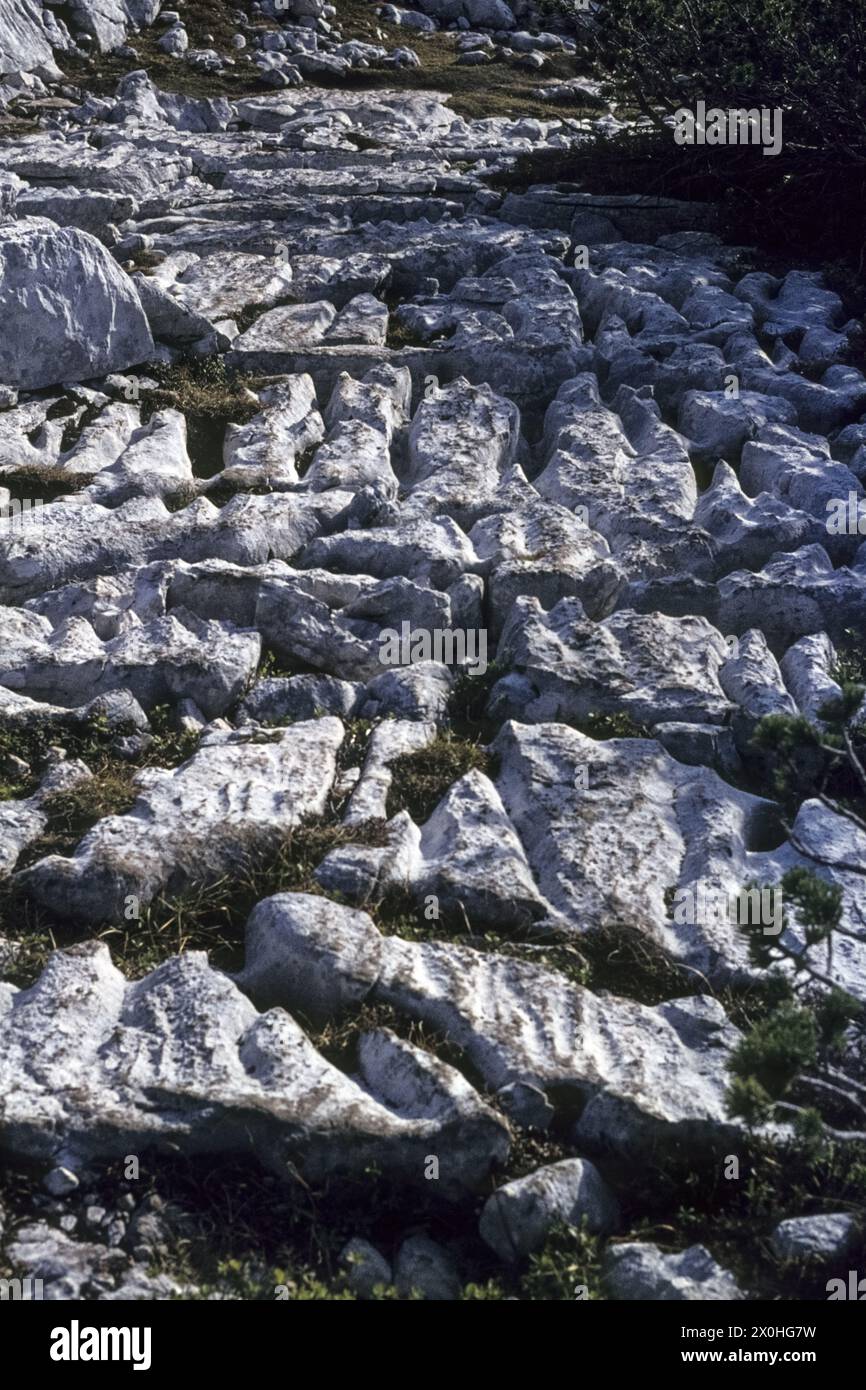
[
  {"x1": 770, "y1": 1214, "x2": 860, "y2": 1264},
  {"x1": 238, "y1": 674, "x2": 362, "y2": 725},
  {"x1": 604, "y1": 1242, "x2": 746, "y2": 1300},
  {"x1": 235, "y1": 893, "x2": 385, "y2": 1023},
  {"x1": 231, "y1": 890, "x2": 746, "y2": 1157},
  {"x1": 394, "y1": 1236, "x2": 461, "y2": 1301},
  {"x1": 339, "y1": 1238, "x2": 393, "y2": 1299},
  {"x1": 0, "y1": 221, "x2": 153, "y2": 391},
  {"x1": 480, "y1": 1159, "x2": 620, "y2": 1261},
  {"x1": 66, "y1": 0, "x2": 162, "y2": 54}
]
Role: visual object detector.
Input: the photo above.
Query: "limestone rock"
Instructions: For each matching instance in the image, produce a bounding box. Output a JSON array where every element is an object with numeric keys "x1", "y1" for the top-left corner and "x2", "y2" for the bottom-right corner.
[
  {"x1": 769, "y1": 1214, "x2": 859, "y2": 1264},
  {"x1": 394, "y1": 1236, "x2": 461, "y2": 1301},
  {"x1": 18, "y1": 720, "x2": 345, "y2": 922},
  {"x1": 604, "y1": 1242, "x2": 746, "y2": 1300},
  {"x1": 0, "y1": 222, "x2": 154, "y2": 391},
  {"x1": 480, "y1": 1159, "x2": 620, "y2": 1261},
  {"x1": 0, "y1": 943, "x2": 509, "y2": 1194}
]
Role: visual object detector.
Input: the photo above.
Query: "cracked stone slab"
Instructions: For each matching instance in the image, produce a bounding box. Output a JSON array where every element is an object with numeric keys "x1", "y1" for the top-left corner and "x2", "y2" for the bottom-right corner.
[
  {"x1": 17, "y1": 719, "x2": 346, "y2": 922},
  {"x1": 470, "y1": 492, "x2": 626, "y2": 636},
  {"x1": 0, "y1": 942, "x2": 509, "y2": 1195},
  {"x1": 344, "y1": 718, "x2": 437, "y2": 825},
  {"x1": 221, "y1": 375, "x2": 325, "y2": 488},
  {"x1": 779, "y1": 632, "x2": 843, "y2": 723},
  {"x1": 413, "y1": 768, "x2": 561, "y2": 931},
  {"x1": 0, "y1": 607, "x2": 260, "y2": 717},
  {"x1": 0, "y1": 0, "x2": 56, "y2": 77},
  {"x1": 491, "y1": 722, "x2": 764, "y2": 963},
  {"x1": 492, "y1": 719, "x2": 866, "y2": 997},
  {"x1": 740, "y1": 423, "x2": 863, "y2": 535},
  {"x1": 232, "y1": 890, "x2": 744, "y2": 1157},
  {"x1": 82, "y1": 409, "x2": 194, "y2": 508},
  {"x1": 491, "y1": 600, "x2": 733, "y2": 728},
  {"x1": 403, "y1": 376, "x2": 520, "y2": 526},
  {"x1": 303, "y1": 416, "x2": 400, "y2": 497},
  {"x1": 170, "y1": 250, "x2": 295, "y2": 321},
  {"x1": 693, "y1": 460, "x2": 826, "y2": 574},
  {"x1": 227, "y1": 300, "x2": 338, "y2": 371},
  {"x1": 678, "y1": 389, "x2": 797, "y2": 462},
  {"x1": 0, "y1": 491, "x2": 351, "y2": 606},
  {"x1": 718, "y1": 545, "x2": 866, "y2": 652}
]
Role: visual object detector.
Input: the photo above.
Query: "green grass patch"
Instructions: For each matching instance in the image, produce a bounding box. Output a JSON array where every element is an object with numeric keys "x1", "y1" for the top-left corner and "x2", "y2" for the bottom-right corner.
[
  {"x1": 0, "y1": 705, "x2": 201, "y2": 803},
  {"x1": 579, "y1": 919, "x2": 694, "y2": 1005},
  {"x1": 15, "y1": 770, "x2": 139, "y2": 871},
  {"x1": 0, "y1": 814, "x2": 391, "y2": 988},
  {"x1": 574, "y1": 710, "x2": 651, "y2": 740},
  {"x1": 520, "y1": 1222, "x2": 605, "y2": 1300}
]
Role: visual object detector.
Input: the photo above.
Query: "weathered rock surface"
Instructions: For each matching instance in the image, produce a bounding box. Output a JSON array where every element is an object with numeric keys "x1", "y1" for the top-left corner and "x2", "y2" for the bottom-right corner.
[
  {"x1": 18, "y1": 720, "x2": 345, "y2": 921},
  {"x1": 769, "y1": 1214, "x2": 860, "y2": 1264},
  {"x1": 232, "y1": 890, "x2": 745, "y2": 1157},
  {"x1": 603, "y1": 1243, "x2": 746, "y2": 1300},
  {"x1": 480, "y1": 1159, "x2": 620, "y2": 1260},
  {"x1": 1, "y1": 49, "x2": 865, "y2": 1302},
  {"x1": 0, "y1": 943, "x2": 509, "y2": 1193},
  {"x1": 0, "y1": 222, "x2": 153, "y2": 390},
  {"x1": 340, "y1": 1238, "x2": 393, "y2": 1299},
  {"x1": 491, "y1": 601, "x2": 732, "y2": 727}
]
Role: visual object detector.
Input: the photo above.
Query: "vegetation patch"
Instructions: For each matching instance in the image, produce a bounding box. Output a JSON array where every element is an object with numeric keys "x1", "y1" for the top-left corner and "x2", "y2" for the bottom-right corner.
[
  {"x1": 579, "y1": 919, "x2": 695, "y2": 1005},
  {"x1": 519, "y1": 1222, "x2": 605, "y2": 1300},
  {"x1": 385, "y1": 732, "x2": 493, "y2": 823},
  {"x1": 0, "y1": 466, "x2": 94, "y2": 506},
  {"x1": 832, "y1": 629, "x2": 866, "y2": 689},
  {"x1": 505, "y1": 0, "x2": 866, "y2": 279},
  {"x1": 0, "y1": 813, "x2": 392, "y2": 988},
  {"x1": 627, "y1": 1138, "x2": 866, "y2": 1302},
  {"x1": 574, "y1": 710, "x2": 651, "y2": 740},
  {"x1": 125, "y1": 248, "x2": 167, "y2": 276},
  {"x1": 141, "y1": 358, "x2": 260, "y2": 480},
  {"x1": 14, "y1": 770, "x2": 139, "y2": 871}
]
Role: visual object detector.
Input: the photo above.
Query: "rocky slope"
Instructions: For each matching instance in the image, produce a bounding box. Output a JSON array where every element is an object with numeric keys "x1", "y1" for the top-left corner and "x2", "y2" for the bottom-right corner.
[{"x1": 0, "y1": 0, "x2": 864, "y2": 1301}]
